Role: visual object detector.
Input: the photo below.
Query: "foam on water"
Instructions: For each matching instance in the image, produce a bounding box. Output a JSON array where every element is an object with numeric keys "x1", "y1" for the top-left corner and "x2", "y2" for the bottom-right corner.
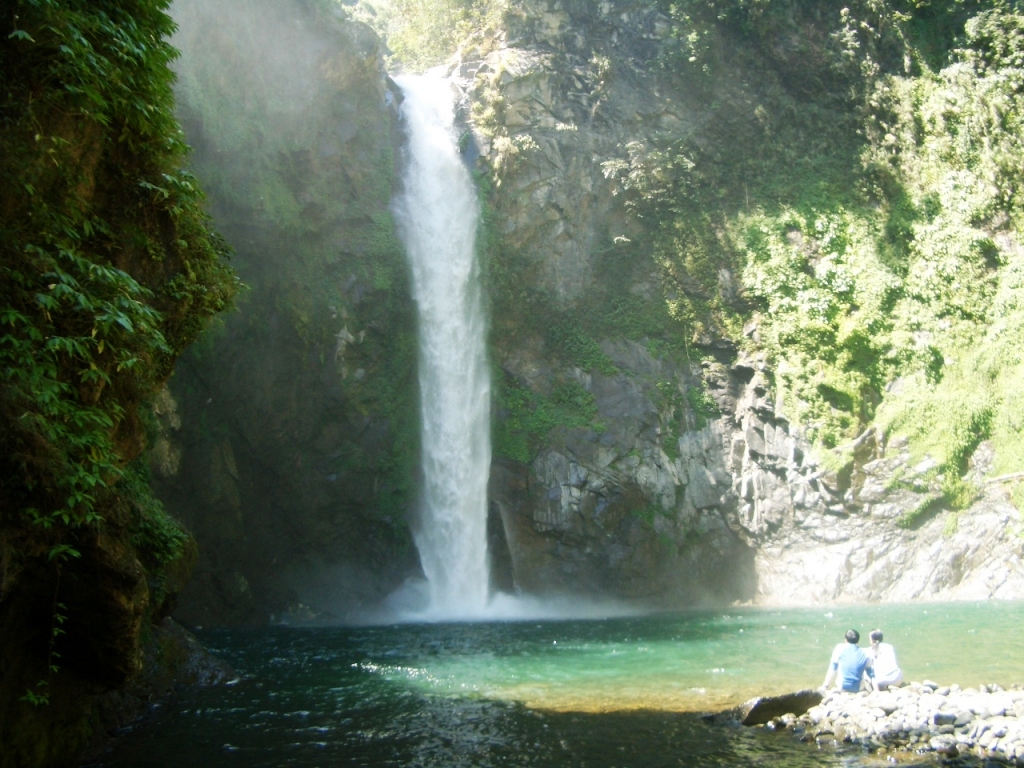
[{"x1": 370, "y1": 577, "x2": 646, "y2": 625}]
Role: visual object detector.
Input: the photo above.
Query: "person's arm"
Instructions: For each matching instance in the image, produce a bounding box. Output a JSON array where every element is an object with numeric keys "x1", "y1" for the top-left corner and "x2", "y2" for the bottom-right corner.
[
  {"x1": 822, "y1": 645, "x2": 840, "y2": 689},
  {"x1": 822, "y1": 662, "x2": 836, "y2": 690},
  {"x1": 864, "y1": 655, "x2": 875, "y2": 690}
]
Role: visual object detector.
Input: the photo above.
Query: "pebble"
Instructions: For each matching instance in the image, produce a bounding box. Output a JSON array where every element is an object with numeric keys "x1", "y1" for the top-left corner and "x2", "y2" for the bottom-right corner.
[{"x1": 778, "y1": 681, "x2": 1024, "y2": 764}]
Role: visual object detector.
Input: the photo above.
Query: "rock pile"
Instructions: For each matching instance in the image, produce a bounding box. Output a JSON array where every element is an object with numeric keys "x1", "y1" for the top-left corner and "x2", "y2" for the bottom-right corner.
[{"x1": 781, "y1": 681, "x2": 1024, "y2": 763}]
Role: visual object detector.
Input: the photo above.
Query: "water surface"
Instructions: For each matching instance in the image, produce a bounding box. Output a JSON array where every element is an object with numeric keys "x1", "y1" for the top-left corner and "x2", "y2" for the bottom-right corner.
[{"x1": 86, "y1": 601, "x2": 1024, "y2": 767}]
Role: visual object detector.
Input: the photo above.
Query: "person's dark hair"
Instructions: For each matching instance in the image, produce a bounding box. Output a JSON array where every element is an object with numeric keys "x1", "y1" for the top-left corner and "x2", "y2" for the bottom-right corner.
[
  {"x1": 845, "y1": 629, "x2": 860, "y2": 644},
  {"x1": 870, "y1": 629, "x2": 883, "y2": 643}
]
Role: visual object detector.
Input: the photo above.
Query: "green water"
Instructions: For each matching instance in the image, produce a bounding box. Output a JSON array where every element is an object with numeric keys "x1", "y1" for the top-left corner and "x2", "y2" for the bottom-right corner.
[
  {"x1": 414, "y1": 600, "x2": 1024, "y2": 712},
  {"x1": 85, "y1": 601, "x2": 1024, "y2": 767}
]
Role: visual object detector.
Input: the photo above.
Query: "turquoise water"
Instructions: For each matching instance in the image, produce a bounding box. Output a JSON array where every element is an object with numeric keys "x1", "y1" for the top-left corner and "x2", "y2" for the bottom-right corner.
[{"x1": 85, "y1": 601, "x2": 1024, "y2": 767}]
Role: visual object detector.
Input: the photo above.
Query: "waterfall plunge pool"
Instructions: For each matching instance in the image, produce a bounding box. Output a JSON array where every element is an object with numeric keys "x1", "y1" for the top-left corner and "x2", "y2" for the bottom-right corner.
[{"x1": 85, "y1": 601, "x2": 1024, "y2": 767}]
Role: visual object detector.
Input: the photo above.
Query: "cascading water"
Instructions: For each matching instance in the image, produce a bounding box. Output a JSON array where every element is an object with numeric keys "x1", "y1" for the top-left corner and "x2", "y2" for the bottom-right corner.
[{"x1": 392, "y1": 73, "x2": 491, "y2": 619}]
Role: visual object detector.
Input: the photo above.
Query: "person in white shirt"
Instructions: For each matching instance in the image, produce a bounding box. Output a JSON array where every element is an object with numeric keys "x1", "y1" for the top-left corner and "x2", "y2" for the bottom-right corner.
[{"x1": 868, "y1": 629, "x2": 902, "y2": 690}]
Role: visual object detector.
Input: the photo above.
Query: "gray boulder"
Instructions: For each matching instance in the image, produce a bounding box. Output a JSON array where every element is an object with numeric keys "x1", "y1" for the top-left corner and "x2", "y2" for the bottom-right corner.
[{"x1": 740, "y1": 689, "x2": 824, "y2": 726}]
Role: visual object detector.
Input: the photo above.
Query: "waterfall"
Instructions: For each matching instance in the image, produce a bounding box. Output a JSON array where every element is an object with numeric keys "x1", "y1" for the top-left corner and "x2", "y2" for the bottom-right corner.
[{"x1": 393, "y1": 73, "x2": 491, "y2": 618}]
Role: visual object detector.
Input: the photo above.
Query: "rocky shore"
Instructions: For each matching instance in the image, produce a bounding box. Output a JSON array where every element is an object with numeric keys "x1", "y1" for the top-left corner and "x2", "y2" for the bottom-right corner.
[{"x1": 772, "y1": 681, "x2": 1024, "y2": 763}]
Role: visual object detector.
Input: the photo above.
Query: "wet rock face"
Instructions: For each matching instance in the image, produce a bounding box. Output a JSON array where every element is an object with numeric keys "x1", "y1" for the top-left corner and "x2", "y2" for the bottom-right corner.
[
  {"x1": 489, "y1": 341, "x2": 762, "y2": 606},
  {"x1": 453, "y1": 0, "x2": 776, "y2": 604},
  {"x1": 461, "y1": 2, "x2": 707, "y2": 302},
  {"x1": 490, "y1": 333, "x2": 1024, "y2": 605},
  {"x1": 751, "y1": 439, "x2": 1024, "y2": 605}
]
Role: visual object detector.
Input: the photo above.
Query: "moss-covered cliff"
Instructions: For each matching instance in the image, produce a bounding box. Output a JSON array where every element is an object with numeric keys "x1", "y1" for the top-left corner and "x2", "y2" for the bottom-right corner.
[
  {"x1": 0, "y1": 1, "x2": 236, "y2": 765},
  {"x1": 464, "y1": 0, "x2": 1024, "y2": 487}
]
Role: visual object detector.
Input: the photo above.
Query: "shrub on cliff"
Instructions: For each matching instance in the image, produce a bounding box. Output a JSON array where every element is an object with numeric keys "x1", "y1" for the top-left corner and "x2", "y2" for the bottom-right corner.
[
  {"x1": 1, "y1": 0, "x2": 236, "y2": 557},
  {"x1": 349, "y1": 0, "x2": 509, "y2": 71}
]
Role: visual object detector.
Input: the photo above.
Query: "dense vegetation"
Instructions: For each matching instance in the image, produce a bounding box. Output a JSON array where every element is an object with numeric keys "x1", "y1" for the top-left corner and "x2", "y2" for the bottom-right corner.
[
  {"x1": 1, "y1": 0, "x2": 235, "y2": 561},
  {"x1": 0, "y1": 0, "x2": 236, "y2": 752},
  {"x1": 666, "y1": 0, "x2": 1024, "y2": 512},
  {"x1": 350, "y1": 0, "x2": 509, "y2": 71}
]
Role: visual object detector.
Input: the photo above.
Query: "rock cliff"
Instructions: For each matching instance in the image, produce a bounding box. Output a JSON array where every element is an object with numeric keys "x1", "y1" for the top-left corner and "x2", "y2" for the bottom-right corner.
[
  {"x1": 160, "y1": 0, "x2": 420, "y2": 624},
  {"x1": 454, "y1": 0, "x2": 1024, "y2": 606}
]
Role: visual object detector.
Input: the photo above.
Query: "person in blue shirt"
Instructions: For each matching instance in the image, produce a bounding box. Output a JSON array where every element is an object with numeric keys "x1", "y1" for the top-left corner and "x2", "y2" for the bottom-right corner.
[{"x1": 821, "y1": 629, "x2": 874, "y2": 692}]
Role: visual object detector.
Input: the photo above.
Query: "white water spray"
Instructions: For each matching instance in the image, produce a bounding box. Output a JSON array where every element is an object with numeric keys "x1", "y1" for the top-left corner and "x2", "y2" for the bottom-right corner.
[{"x1": 393, "y1": 73, "x2": 491, "y2": 619}]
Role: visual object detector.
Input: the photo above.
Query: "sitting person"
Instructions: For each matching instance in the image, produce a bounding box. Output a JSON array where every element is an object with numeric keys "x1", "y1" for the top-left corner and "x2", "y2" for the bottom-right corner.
[
  {"x1": 822, "y1": 629, "x2": 874, "y2": 693},
  {"x1": 868, "y1": 629, "x2": 903, "y2": 690}
]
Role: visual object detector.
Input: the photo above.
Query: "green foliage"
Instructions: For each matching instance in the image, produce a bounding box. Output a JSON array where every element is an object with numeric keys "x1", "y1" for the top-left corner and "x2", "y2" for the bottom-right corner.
[
  {"x1": 494, "y1": 375, "x2": 600, "y2": 463},
  {"x1": 653, "y1": 0, "x2": 921, "y2": 94},
  {"x1": 896, "y1": 494, "x2": 944, "y2": 529},
  {"x1": 19, "y1": 686, "x2": 51, "y2": 708},
  {"x1": 639, "y1": 2, "x2": 1024, "y2": 480},
  {"x1": 631, "y1": 504, "x2": 672, "y2": 528},
  {"x1": 687, "y1": 383, "x2": 721, "y2": 431},
  {"x1": 19, "y1": 544, "x2": 78, "y2": 707},
  {"x1": 1012, "y1": 481, "x2": 1024, "y2": 513},
  {"x1": 121, "y1": 460, "x2": 188, "y2": 565},
  {"x1": 734, "y1": 207, "x2": 895, "y2": 447},
  {"x1": 349, "y1": 0, "x2": 509, "y2": 71},
  {"x1": 545, "y1": 321, "x2": 618, "y2": 375},
  {"x1": 655, "y1": 381, "x2": 684, "y2": 459},
  {"x1": 1, "y1": 0, "x2": 237, "y2": 544},
  {"x1": 867, "y1": 13, "x2": 1024, "y2": 485},
  {"x1": 960, "y1": 6, "x2": 1024, "y2": 70},
  {"x1": 592, "y1": 3, "x2": 900, "y2": 356},
  {"x1": 603, "y1": 294, "x2": 679, "y2": 343},
  {"x1": 2, "y1": 1, "x2": 232, "y2": 711}
]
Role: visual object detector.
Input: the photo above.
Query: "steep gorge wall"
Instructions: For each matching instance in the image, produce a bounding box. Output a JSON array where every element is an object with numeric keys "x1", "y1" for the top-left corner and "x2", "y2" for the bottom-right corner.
[{"x1": 158, "y1": 0, "x2": 420, "y2": 625}]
